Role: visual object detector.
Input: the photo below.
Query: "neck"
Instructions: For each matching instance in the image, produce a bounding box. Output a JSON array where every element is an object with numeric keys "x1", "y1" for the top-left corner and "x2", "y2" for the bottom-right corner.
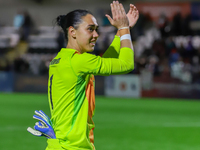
[{"x1": 66, "y1": 39, "x2": 83, "y2": 54}]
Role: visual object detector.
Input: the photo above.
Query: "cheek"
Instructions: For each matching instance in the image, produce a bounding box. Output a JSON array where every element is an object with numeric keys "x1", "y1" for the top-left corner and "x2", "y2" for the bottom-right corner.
[{"x1": 77, "y1": 31, "x2": 89, "y2": 42}]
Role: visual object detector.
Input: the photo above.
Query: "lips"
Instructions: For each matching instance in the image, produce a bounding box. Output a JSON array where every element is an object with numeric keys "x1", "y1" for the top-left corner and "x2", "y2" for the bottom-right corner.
[{"x1": 90, "y1": 40, "x2": 96, "y2": 46}]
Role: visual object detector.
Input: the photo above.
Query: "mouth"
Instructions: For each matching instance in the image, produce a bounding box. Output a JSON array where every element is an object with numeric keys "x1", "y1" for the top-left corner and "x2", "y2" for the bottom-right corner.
[{"x1": 90, "y1": 41, "x2": 96, "y2": 46}]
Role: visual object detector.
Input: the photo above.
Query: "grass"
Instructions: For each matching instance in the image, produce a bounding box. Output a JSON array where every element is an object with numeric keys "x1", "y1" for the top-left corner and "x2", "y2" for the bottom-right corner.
[{"x1": 0, "y1": 93, "x2": 200, "y2": 150}]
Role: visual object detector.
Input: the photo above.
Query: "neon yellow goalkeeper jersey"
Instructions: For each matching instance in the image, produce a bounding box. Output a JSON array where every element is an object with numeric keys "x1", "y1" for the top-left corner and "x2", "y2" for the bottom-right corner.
[{"x1": 46, "y1": 36, "x2": 134, "y2": 150}]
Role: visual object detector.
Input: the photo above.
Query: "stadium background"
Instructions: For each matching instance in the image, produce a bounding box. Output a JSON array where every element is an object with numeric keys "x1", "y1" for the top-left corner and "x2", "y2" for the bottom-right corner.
[{"x1": 1, "y1": 0, "x2": 200, "y2": 149}]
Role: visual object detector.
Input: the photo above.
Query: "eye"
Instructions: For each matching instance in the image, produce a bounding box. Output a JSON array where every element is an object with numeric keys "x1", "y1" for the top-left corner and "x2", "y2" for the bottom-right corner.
[{"x1": 88, "y1": 27, "x2": 94, "y2": 32}]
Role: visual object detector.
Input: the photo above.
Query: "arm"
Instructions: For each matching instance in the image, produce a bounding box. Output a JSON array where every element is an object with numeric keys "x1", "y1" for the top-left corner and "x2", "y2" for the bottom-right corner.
[
  {"x1": 102, "y1": 3, "x2": 139, "y2": 58},
  {"x1": 104, "y1": 1, "x2": 133, "y2": 59},
  {"x1": 98, "y1": 26, "x2": 134, "y2": 75},
  {"x1": 71, "y1": 47, "x2": 134, "y2": 76},
  {"x1": 71, "y1": 2, "x2": 136, "y2": 75},
  {"x1": 102, "y1": 35, "x2": 120, "y2": 58}
]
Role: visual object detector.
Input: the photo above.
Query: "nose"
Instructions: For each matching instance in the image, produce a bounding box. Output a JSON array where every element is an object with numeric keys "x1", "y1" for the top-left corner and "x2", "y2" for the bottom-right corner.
[{"x1": 93, "y1": 30, "x2": 99, "y2": 38}]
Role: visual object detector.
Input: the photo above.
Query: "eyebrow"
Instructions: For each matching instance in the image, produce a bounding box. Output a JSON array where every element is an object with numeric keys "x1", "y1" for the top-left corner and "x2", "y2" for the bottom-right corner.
[{"x1": 88, "y1": 25, "x2": 99, "y2": 28}]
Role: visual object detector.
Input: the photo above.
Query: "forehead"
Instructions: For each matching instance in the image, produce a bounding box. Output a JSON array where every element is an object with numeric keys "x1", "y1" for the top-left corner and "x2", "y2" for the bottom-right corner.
[{"x1": 81, "y1": 14, "x2": 98, "y2": 27}]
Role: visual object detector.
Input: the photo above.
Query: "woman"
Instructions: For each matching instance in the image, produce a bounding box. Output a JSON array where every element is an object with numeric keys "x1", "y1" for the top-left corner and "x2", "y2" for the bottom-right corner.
[{"x1": 47, "y1": 1, "x2": 139, "y2": 149}]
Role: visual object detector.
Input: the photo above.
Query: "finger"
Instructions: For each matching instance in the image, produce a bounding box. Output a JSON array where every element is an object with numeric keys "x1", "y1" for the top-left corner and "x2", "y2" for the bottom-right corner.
[
  {"x1": 132, "y1": 5, "x2": 138, "y2": 16},
  {"x1": 129, "y1": 4, "x2": 134, "y2": 14},
  {"x1": 35, "y1": 121, "x2": 45, "y2": 128},
  {"x1": 35, "y1": 122, "x2": 47, "y2": 130},
  {"x1": 39, "y1": 110, "x2": 50, "y2": 120},
  {"x1": 27, "y1": 127, "x2": 42, "y2": 136},
  {"x1": 35, "y1": 110, "x2": 45, "y2": 118},
  {"x1": 136, "y1": 10, "x2": 139, "y2": 19},
  {"x1": 34, "y1": 124, "x2": 51, "y2": 138},
  {"x1": 116, "y1": 1, "x2": 122, "y2": 15},
  {"x1": 133, "y1": 5, "x2": 138, "y2": 12},
  {"x1": 134, "y1": 10, "x2": 139, "y2": 18},
  {"x1": 33, "y1": 115, "x2": 49, "y2": 127},
  {"x1": 34, "y1": 122, "x2": 56, "y2": 139},
  {"x1": 119, "y1": 3, "x2": 126, "y2": 16},
  {"x1": 111, "y1": 2, "x2": 116, "y2": 19},
  {"x1": 105, "y1": 14, "x2": 113, "y2": 24},
  {"x1": 35, "y1": 110, "x2": 48, "y2": 123},
  {"x1": 110, "y1": 3, "x2": 116, "y2": 17}
]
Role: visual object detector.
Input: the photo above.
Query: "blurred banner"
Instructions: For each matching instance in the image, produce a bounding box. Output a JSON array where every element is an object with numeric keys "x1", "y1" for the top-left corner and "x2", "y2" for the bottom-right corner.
[
  {"x1": 105, "y1": 75, "x2": 141, "y2": 98},
  {"x1": 0, "y1": 71, "x2": 14, "y2": 92},
  {"x1": 136, "y1": 2, "x2": 191, "y2": 21},
  {"x1": 142, "y1": 82, "x2": 200, "y2": 99},
  {"x1": 14, "y1": 73, "x2": 48, "y2": 93}
]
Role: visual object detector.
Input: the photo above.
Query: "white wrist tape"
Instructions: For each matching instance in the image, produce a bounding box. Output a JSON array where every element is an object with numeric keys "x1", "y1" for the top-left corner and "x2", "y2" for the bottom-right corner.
[
  {"x1": 118, "y1": 27, "x2": 129, "y2": 30},
  {"x1": 120, "y1": 34, "x2": 131, "y2": 41}
]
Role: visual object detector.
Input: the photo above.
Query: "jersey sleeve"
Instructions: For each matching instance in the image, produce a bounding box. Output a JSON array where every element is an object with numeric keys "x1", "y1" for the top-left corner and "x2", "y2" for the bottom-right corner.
[
  {"x1": 71, "y1": 47, "x2": 134, "y2": 76},
  {"x1": 102, "y1": 35, "x2": 120, "y2": 58}
]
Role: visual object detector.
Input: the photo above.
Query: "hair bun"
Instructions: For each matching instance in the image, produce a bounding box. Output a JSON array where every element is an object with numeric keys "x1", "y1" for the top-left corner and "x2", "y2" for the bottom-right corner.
[{"x1": 56, "y1": 15, "x2": 65, "y2": 26}]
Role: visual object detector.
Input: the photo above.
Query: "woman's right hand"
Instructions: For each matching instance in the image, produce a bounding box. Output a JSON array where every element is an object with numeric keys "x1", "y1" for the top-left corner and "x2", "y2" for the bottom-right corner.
[{"x1": 105, "y1": 1, "x2": 129, "y2": 29}]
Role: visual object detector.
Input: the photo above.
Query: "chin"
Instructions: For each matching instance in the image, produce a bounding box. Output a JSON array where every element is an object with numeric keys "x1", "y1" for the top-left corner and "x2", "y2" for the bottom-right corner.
[
  {"x1": 86, "y1": 48, "x2": 94, "y2": 53},
  {"x1": 89, "y1": 49, "x2": 94, "y2": 52}
]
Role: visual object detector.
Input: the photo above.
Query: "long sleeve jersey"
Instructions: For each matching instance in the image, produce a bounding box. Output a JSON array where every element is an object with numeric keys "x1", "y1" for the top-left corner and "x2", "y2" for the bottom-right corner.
[{"x1": 46, "y1": 35, "x2": 134, "y2": 150}]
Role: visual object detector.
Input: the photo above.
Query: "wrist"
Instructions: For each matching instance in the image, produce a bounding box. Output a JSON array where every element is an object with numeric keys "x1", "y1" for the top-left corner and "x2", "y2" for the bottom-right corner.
[
  {"x1": 118, "y1": 26, "x2": 129, "y2": 30},
  {"x1": 118, "y1": 28, "x2": 130, "y2": 37}
]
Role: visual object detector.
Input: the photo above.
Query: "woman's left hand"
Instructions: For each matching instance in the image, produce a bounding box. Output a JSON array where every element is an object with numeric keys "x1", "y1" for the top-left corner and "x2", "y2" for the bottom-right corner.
[{"x1": 127, "y1": 4, "x2": 139, "y2": 28}]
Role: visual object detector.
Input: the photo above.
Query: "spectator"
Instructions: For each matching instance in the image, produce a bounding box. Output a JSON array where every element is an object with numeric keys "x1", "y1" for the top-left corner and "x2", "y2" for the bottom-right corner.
[
  {"x1": 182, "y1": 14, "x2": 193, "y2": 36},
  {"x1": 13, "y1": 10, "x2": 24, "y2": 31},
  {"x1": 146, "y1": 55, "x2": 160, "y2": 76},
  {"x1": 157, "y1": 13, "x2": 169, "y2": 37},
  {"x1": 171, "y1": 12, "x2": 182, "y2": 36},
  {"x1": 165, "y1": 36, "x2": 176, "y2": 57},
  {"x1": 21, "y1": 10, "x2": 34, "y2": 41},
  {"x1": 169, "y1": 48, "x2": 180, "y2": 66}
]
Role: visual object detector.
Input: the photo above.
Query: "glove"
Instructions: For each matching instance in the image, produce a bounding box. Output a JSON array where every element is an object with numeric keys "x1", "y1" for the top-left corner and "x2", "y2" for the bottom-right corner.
[{"x1": 27, "y1": 110, "x2": 56, "y2": 139}]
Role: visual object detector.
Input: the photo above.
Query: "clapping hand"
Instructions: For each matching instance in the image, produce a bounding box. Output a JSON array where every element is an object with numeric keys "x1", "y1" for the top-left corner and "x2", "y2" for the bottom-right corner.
[
  {"x1": 127, "y1": 4, "x2": 139, "y2": 28},
  {"x1": 105, "y1": 1, "x2": 129, "y2": 29}
]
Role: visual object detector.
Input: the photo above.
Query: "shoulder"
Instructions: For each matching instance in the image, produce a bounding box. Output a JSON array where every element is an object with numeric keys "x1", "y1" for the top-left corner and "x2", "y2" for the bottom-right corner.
[
  {"x1": 71, "y1": 52, "x2": 102, "y2": 72},
  {"x1": 72, "y1": 52, "x2": 100, "y2": 63}
]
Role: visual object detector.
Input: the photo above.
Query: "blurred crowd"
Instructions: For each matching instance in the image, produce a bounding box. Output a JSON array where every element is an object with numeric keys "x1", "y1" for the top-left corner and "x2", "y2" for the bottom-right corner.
[
  {"x1": 1, "y1": 9, "x2": 200, "y2": 84},
  {"x1": 93, "y1": 11, "x2": 200, "y2": 84}
]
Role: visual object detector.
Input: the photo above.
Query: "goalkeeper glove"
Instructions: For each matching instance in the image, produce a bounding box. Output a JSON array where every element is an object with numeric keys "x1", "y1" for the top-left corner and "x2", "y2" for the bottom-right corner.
[{"x1": 27, "y1": 110, "x2": 56, "y2": 139}]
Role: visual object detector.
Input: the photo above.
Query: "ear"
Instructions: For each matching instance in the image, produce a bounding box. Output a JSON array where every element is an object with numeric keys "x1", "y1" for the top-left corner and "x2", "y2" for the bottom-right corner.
[{"x1": 68, "y1": 26, "x2": 76, "y2": 39}]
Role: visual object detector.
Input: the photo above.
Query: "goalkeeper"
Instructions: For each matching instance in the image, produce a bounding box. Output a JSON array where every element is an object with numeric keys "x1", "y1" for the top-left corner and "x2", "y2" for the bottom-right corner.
[{"x1": 28, "y1": 1, "x2": 139, "y2": 150}]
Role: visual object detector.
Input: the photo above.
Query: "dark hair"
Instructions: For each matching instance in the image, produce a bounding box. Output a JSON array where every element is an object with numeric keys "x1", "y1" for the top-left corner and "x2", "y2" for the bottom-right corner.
[{"x1": 56, "y1": 9, "x2": 93, "y2": 41}]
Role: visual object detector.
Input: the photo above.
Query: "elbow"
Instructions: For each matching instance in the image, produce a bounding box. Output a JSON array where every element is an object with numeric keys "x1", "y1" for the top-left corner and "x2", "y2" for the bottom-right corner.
[
  {"x1": 127, "y1": 63, "x2": 134, "y2": 72},
  {"x1": 130, "y1": 64, "x2": 134, "y2": 71}
]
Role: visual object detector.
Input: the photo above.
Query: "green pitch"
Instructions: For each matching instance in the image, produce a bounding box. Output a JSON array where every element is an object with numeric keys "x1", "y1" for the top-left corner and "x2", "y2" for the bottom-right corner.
[{"x1": 1, "y1": 93, "x2": 200, "y2": 150}]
